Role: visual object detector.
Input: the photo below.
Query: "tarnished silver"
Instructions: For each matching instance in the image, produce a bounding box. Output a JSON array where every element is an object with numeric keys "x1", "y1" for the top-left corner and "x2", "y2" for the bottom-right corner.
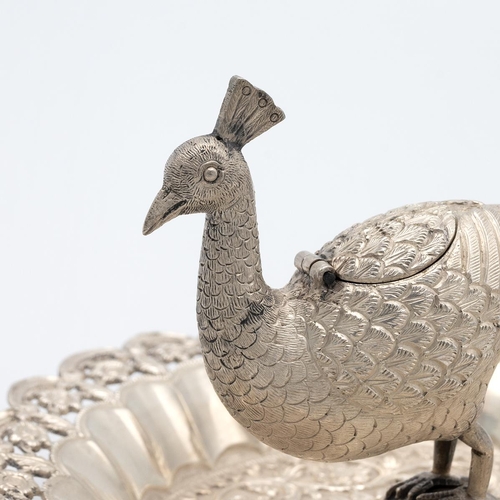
[
  {"x1": 144, "y1": 76, "x2": 500, "y2": 499},
  {"x1": 1, "y1": 331, "x2": 499, "y2": 499}
]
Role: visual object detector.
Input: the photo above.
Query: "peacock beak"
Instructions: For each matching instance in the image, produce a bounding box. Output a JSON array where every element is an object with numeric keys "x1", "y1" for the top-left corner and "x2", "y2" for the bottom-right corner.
[{"x1": 142, "y1": 188, "x2": 188, "y2": 235}]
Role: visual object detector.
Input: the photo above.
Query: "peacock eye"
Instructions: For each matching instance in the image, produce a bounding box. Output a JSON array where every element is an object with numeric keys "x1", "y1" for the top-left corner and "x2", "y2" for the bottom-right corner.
[{"x1": 202, "y1": 161, "x2": 220, "y2": 183}]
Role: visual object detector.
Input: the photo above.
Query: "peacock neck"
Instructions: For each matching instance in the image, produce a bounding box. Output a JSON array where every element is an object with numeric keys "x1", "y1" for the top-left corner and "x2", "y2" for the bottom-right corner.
[{"x1": 197, "y1": 192, "x2": 272, "y2": 346}]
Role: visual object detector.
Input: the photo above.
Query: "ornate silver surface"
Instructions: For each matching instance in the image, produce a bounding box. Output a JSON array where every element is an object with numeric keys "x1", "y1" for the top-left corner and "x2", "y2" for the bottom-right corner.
[
  {"x1": 143, "y1": 76, "x2": 500, "y2": 499},
  {"x1": 0, "y1": 332, "x2": 499, "y2": 500}
]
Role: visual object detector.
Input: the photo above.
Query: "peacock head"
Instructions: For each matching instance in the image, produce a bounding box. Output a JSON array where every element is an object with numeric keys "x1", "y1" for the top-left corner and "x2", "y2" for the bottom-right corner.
[{"x1": 143, "y1": 76, "x2": 285, "y2": 235}]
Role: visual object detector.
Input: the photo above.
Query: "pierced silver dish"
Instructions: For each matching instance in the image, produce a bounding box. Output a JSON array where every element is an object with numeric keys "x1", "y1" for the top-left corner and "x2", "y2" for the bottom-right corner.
[{"x1": 1, "y1": 332, "x2": 499, "y2": 500}]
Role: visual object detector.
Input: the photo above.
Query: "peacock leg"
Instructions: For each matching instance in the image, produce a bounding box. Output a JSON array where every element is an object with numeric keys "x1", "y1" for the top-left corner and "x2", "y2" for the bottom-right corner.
[
  {"x1": 433, "y1": 439, "x2": 458, "y2": 476},
  {"x1": 385, "y1": 440, "x2": 462, "y2": 499},
  {"x1": 385, "y1": 426, "x2": 497, "y2": 499},
  {"x1": 460, "y1": 422, "x2": 494, "y2": 500}
]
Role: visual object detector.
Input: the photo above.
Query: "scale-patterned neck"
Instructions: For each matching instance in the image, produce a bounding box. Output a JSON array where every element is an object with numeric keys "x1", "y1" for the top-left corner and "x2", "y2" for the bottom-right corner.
[{"x1": 197, "y1": 192, "x2": 271, "y2": 351}]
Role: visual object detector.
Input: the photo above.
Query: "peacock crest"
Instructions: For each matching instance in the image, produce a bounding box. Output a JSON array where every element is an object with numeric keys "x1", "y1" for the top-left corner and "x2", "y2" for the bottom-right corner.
[{"x1": 213, "y1": 76, "x2": 285, "y2": 147}]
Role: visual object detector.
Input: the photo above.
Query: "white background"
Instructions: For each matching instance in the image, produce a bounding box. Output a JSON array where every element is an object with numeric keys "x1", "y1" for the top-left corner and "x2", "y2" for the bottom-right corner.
[{"x1": 1, "y1": 2, "x2": 500, "y2": 407}]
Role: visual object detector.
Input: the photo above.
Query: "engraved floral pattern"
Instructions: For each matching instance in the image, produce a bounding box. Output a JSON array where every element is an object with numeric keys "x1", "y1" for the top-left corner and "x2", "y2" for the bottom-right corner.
[
  {"x1": 6, "y1": 421, "x2": 50, "y2": 453},
  {"x1": 0, "y1": 470, "x2": 38, "y2": 500},
  {"x1": 85, "y1": 357, "x2": 132, "y2": 385},
  {"x1": 36, "y1": 387, "x2": 81, "y2": 415}
]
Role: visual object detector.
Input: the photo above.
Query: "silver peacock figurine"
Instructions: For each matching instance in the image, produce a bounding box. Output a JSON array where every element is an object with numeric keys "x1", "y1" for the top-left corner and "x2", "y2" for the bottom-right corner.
[{"x1": 143, "y1": 77, "x2": 500, "y2": 500}]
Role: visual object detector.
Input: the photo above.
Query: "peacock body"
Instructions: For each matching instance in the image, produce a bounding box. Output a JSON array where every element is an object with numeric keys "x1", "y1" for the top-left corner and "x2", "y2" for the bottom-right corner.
[
  {"x1": 200, "y1": 198, "x2": 500, "y2": 463},
  {"x1": 144, "y1": 77, "x2": 500, "y2": 499}
]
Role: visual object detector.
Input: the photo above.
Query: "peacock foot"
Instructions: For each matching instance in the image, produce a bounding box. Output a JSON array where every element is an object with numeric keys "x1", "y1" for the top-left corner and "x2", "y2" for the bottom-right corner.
[{"x1": 385, "y1": 472, "x2": 478, "y2": 500}]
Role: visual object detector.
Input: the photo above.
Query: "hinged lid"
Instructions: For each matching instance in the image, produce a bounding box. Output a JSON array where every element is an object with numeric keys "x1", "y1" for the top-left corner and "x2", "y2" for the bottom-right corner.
[{"x1": 319, "y1": 203, "x2": 457, "y2": 284}]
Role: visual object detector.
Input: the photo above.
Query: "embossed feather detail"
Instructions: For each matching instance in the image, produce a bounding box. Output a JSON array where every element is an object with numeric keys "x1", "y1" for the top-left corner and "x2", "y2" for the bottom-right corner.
[
  {"x1": 145, "y1": 77, "x2": 500, "y2": 486},
  {"x1": 213, "y1": 76, "x2": 285, "y2": 148},
  {"x1": 320, "y1": 203, "x2": 458, "y2": 283}
]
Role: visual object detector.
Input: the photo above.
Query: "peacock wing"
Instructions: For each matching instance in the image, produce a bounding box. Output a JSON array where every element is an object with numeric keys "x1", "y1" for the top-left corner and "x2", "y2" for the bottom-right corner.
[{"x1": 318, "y1": 202, "x2": 458, "y2": 284}]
